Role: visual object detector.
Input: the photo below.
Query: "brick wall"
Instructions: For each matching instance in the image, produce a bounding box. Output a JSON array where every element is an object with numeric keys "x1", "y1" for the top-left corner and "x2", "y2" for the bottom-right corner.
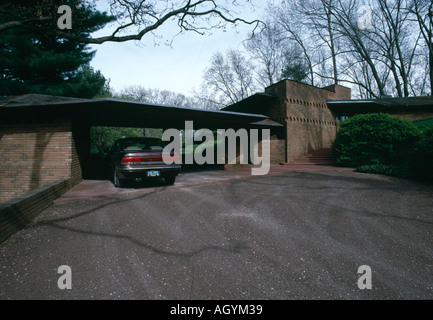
[
  {"x1": 223, "y1": 139, "x2": 286, "y2": 171},
  {"x1": 0, "y1": 119, "x2": 82, "y2": 203},
  {"x1": 0, "y1": 179, "x2": 72, "y2": 243},
  {"x1": 251, "y1": 139, "x2": 286, "y2": 165},
  {"x1": 265, "y1": 80, "x2": 351, "y2": 161},
  {"x1": 268, "y1": 140, "x2": 286, "y2": 164},
  {"x1": 389, "y1": 111, "x2": 433, "y2": 121}
]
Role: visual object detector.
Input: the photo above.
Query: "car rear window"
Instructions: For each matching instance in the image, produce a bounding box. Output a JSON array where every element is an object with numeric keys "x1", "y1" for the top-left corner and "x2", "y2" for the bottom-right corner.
[{"x1": 121, "y1": 138, "x2": 165, "y2": 152}]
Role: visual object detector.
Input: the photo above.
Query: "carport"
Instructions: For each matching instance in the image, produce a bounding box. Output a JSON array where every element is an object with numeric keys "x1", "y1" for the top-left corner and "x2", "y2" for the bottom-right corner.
[{"x1": 0, "y1": 94, "x2": 282, "y2": 202}]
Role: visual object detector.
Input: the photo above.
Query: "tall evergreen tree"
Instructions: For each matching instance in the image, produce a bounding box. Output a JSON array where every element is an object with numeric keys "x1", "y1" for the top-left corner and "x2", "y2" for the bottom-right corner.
[
  {"x1": 0, "y1": 0, "x2": 115, "y2": 98},
  {"x1": 281, "y1": 63, "x2": 309, "y2": 84}
]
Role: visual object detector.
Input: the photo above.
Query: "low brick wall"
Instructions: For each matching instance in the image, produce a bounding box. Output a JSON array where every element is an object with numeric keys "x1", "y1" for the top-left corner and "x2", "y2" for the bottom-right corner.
[
  {"x1": 0, "y1": 118, "x2": 82, "y2": 203},
  {"x1": 224, "y1": 139, "x2": 286, "y2": 171},
  {"x1": 0, "y1": 178, "x2": 71, "y2": 244},
  {"x1": 269, "y1": 140, "x2": 286, "y2": 164}
]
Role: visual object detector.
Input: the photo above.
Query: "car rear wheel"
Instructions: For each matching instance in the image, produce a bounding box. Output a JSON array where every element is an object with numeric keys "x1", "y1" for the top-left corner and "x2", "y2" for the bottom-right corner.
[
  {"x1": 165, "y1": 175, "x2": 176, "y2": 185},
  {"x1": 113, "y1": 169, "x2": 125, "y2": 188}
]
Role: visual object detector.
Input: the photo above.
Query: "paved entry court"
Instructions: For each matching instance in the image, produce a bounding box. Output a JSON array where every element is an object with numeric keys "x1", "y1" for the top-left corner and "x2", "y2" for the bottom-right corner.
[
  {"x1": 55, "y1": 164, "x2": 354, "y2": 203},
  {"x1": 1, "y1": 169, "x2": 433, "y2": 300}
]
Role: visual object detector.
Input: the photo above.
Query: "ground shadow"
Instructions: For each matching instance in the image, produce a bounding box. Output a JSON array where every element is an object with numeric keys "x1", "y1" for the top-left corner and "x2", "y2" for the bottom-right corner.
[{"x1": 85, "y1": 155, "x2": 225, "y2": 188}]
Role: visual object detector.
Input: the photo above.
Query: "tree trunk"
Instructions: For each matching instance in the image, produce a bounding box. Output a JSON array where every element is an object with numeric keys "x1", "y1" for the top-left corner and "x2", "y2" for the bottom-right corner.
[{"x1": 430, "y1": 48, "x2": 433, "y2": 96}]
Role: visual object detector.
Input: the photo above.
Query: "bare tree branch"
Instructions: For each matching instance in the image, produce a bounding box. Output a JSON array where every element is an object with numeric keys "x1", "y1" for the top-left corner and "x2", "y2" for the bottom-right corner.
[{"x1": 0, "y1": 0, "x2": 263, "y2": 45}]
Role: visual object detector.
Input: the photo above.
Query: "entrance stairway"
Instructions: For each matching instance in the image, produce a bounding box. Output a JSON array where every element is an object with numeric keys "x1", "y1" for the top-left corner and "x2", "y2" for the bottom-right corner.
[{"x1": 283, "y1": 148, "x2": 336, "y2": 166}]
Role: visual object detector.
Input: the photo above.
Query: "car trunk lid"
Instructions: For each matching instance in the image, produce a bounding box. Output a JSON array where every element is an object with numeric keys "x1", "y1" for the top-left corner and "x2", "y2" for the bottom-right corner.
[{"x1": 120, "y1": 151, "x2": 163, "y2": 165}]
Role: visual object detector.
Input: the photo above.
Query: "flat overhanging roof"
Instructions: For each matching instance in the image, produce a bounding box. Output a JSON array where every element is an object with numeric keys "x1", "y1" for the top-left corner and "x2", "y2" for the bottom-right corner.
[
  {"x1": 0, "y1": 94, "x2": 272, "y2": 129},
  {"x1": 222, "y1": 93, "x2": 279, "y2": 116},
  {"x1": 327, "y1": 96, "x2": 433, "y2": 115},
  {"x1": 249, "y1": 118, "x2": 284, "y2": 128}
]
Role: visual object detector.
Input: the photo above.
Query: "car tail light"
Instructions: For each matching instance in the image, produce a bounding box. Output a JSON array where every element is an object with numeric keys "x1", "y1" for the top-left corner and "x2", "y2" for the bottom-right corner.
[
  {"x1": 163, "y1": 155, "x2": 181, "y2": 163},
  {"x1": 143, "y1": 156, "x2": 163, "y2": 162},
  {"x1": 121, "y1": 156, "x2": 163, "y2": 165},
  {"x1": 121, "y1": 157, "x2": 137, "y2": 164}
]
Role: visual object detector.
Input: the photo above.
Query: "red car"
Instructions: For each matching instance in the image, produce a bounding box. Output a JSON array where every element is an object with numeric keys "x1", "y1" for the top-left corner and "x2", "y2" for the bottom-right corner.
[{"x1": 108, "y1": 137, "x2": 181, "y2": 188}]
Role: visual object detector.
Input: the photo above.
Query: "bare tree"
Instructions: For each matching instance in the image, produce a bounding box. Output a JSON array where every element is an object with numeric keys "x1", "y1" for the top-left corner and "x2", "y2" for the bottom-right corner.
[
  {"x1": 409, "y1": 0, "x2": 433, "y2": 95},
  {"x1": 363, "y1": 0, "x2": 426, "y2": 97},
  {"x1": 268, "y1": 1, "x2": 318, "y2": 86},
  {"x1": 0, "y1": 0, "x2": 262, "y2": 44},
  {"x1": 244, "y1": 21, "x2": 294, "y2": 87},
  {"x1": 265, "y1": 0, "x2": 430, "y2": 98},
  {"x1": 268, "y1": 0, "x2": 345, "y2": 87},
  {"x1": 117, "y1": 85, "x2": 197, "y2": 107},
  {"x1": 331, "y1": 0, "x2": 389, "y2": 97},
  {"x1": 296, "y1": 0, "x2": 341, "y2": 85},
  {"x1": 201, "y1": 49, "x2": 257, "y2": 106},
  {"x1": 331, "y1": 0, "x2": 428, "y2": 97}
]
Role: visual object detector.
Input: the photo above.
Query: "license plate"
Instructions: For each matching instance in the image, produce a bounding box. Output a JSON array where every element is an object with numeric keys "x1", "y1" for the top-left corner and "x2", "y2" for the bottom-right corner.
[{"x1": 147, "y1": 170, "x2": 160, "y2": 177}]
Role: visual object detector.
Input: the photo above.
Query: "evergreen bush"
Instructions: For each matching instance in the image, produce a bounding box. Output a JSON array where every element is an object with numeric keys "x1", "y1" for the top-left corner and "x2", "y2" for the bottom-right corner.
[{"x1": 332, "y1": 113, "x2": 420, "y2": 167}]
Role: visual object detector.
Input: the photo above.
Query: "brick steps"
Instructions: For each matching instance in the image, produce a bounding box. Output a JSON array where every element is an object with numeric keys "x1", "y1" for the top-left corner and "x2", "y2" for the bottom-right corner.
[{"x1": 282, "y1": 148, "x2": 336, "y2": 166}]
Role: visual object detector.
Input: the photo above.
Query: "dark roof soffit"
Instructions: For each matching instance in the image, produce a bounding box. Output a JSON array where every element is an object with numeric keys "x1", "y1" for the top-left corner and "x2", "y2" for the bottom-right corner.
[
  {"x1": 223, "y1": 93, "x2": 278, "y2": 109},
  {"x1": 327, "y1": 96, "x2": 433, "y2": 107},
  {"x1": 0, "y1": 94, "x2": 268, "y2": 120}
]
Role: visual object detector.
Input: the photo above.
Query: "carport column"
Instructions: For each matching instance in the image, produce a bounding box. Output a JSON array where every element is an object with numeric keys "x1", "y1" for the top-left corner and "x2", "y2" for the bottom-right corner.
[{"x1": 72, "y1": 119, "x2": 90, "y2": 179}]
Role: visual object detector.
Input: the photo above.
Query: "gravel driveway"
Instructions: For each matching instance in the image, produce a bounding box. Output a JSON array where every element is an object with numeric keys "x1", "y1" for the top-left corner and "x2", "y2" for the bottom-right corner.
[{"x1": 1, "y1": 171, "x2": 432, "y2": 300}]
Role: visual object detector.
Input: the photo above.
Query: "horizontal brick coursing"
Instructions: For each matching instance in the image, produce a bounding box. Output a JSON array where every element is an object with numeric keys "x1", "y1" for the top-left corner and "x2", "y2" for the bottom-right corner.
[
  {"x1": 265, "y1": 80, "x2": 351, "y2": 161},
  {"x1": 0, "y1": 179, "x2": 72, "y2": 243},
  {"x1": 0, "y1": 119, "x2": 82, "y2": 203},
  {"x1": 389, "y1": 112, "x2": 433, "y2": 121},
  {"x1": 267, "y1": 140, "x2": 286, "y2": 164},
  {"x1": 223, "y1": 140, "x2": 286, "y2": 170}
]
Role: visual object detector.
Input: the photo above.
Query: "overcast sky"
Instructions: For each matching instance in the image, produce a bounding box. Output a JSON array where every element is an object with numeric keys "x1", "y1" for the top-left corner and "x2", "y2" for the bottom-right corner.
[{"x1": 88, "y1": 2, "x2": 265, "y2": 97}]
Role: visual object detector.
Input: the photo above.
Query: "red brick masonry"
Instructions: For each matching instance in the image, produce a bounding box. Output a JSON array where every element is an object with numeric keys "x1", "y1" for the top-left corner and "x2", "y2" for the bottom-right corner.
[
  {"x1": 0, "y1": 178, "x2": 72, "y2": 243},
  {"x1": 0, "y1": 119, "x2": 81, "y2": 203}
]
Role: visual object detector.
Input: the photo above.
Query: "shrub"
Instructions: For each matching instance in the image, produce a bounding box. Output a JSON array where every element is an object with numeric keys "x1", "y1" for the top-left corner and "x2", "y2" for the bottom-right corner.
[
  {"x1": 332, "y1": 113, "x2": 420, "y2": 167},
  {"x1": 412, "y1": 127, "x2": 433, "y2": 182},
  {"x1": 413, "y1": 117, "x2": 433, "y2": 133}
]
